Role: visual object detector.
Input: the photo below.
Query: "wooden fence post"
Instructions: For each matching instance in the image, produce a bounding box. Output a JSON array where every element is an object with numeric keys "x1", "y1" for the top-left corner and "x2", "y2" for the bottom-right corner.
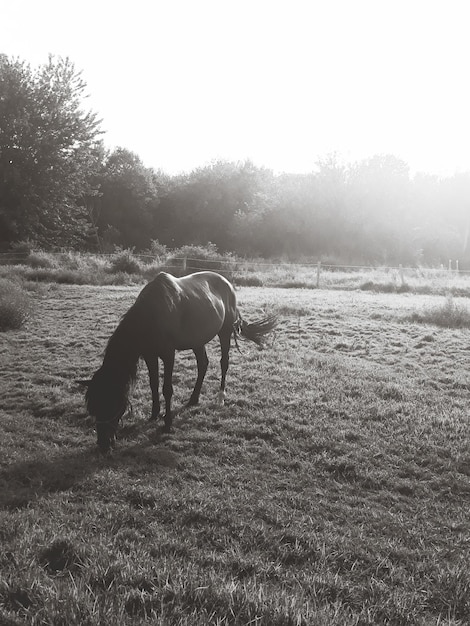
[
  {"x1": 182, "y1": 257, "x2": 187, "y2": 273},
  {"x1": 316, "y1": 261, "x2": 321, "y2": 288},
  {"x1": 448, "y1": 259, "x2": 452, "y2": 271},
  {"x1": 399, "y1": 264, "x2": 405, "y2": 286},
  {"x1": 456, "y1": 260, "x2": 459, "y2": 273}
]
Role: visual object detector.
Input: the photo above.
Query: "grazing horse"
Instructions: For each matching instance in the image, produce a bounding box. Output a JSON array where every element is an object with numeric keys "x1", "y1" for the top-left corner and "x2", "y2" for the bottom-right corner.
[{"x1": 80, "y1": 271, "x2": 277, "y2": 453}]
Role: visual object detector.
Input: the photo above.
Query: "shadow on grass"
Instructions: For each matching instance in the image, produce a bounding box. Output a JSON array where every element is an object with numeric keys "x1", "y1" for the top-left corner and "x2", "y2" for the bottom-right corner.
[
  {"x1": 0, "y1": 423, "x2": 179, "y2": 510},
  {"x1": 0, "y1": 447, "x2": 99, "y2": 509}
]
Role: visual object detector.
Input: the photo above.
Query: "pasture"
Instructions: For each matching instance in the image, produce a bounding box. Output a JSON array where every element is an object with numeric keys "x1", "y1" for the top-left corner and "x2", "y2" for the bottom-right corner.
[{"x1": 0, "y1": 282, "x2": 469, "y2": 625}]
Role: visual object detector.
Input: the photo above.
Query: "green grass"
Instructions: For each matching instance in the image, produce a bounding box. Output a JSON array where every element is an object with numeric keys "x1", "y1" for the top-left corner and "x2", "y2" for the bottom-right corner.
[{"x1": 0, "y1": 285, "x2": 468, "y2": 624}]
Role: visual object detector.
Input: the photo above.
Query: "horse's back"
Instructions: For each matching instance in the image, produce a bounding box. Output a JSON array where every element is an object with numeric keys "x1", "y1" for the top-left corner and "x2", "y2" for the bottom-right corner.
[
  {"x1": 137, "y1": 272, "x2": 237, "y2": 350},
  {"x1": 178, "y1": 271, "x2": 235, "y2": 300}
]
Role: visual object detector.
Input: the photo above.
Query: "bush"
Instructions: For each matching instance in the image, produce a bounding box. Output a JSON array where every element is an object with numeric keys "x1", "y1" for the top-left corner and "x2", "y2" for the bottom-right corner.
[
  {"x1": 147, "y1": 239, "x2": 168, "y2": 258},
  {"x1": 166, "y1": 243, "x2": 236, "y2": 279},
  {"x1": 109, "y1": 249, "x2": 141, "y2": 274},
  {"x1": 0, "y1": 279, "x2": 32, "y2": 331},
  {"x1": 27, "y1": 251, "x2": 57, "y2": 269}
]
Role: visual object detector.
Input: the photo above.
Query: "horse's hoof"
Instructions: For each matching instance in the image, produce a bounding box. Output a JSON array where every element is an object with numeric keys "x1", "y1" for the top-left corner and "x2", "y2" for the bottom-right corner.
[
  {"x1": 148, "y1": 415, "x2": 159, "y2": 422},
  {"x1": 217, "y1": 390, "x2": 225, "y2": 406}
]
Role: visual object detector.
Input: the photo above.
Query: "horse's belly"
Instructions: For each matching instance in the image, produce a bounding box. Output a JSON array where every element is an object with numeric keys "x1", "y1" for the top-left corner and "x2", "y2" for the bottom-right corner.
[
  {"x1": 173, "y1": 326, "x2": 222, "y2": 351},
  {"x1": 172, "y1": 305, "x2": 226, "y2": 350}
]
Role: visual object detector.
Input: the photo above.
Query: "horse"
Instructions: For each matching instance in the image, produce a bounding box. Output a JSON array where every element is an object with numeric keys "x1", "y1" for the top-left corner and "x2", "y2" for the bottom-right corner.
[{"x1": 80, "y1": 271, "x2": 277, "y2": 453}]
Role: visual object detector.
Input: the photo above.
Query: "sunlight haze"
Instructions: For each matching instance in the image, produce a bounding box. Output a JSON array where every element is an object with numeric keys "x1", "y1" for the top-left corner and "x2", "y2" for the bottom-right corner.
[{"x1": 3, "y1": 0, "x2": 470, "y2": 176}]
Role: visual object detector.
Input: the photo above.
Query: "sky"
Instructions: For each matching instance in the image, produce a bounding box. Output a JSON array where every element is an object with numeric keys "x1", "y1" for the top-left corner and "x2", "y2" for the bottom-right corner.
[{"x1": 3, "y1": 0, "x2": 470, "y2": 177}]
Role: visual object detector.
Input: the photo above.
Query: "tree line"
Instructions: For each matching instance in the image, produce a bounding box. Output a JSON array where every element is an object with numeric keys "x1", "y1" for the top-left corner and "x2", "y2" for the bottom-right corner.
[{"x1": 1, "y1": 54, "x2": 469, "y2": 266}]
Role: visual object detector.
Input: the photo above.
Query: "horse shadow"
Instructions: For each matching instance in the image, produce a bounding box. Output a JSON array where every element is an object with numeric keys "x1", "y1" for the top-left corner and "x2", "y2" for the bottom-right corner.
[{"x1": 0, "y1": 421, "x2": 179, "y2": 510}]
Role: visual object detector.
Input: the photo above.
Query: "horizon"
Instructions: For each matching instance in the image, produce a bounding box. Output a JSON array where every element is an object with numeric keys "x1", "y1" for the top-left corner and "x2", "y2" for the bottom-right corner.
[{"x1": 3, "y1": 0, "x2": 470, "y2": 179}]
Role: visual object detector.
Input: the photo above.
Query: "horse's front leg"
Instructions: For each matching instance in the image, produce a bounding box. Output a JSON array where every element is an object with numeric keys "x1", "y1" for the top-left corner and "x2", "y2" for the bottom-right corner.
[
  {"x1": 162, "y1": 350, "x2": 175, "y2": 432},
  {"x1": 187, "y1": 345, "x2": 208, "y2": 406},
  {"x1": 144, "y1": 355, "x2": 160, "y2": 420}
]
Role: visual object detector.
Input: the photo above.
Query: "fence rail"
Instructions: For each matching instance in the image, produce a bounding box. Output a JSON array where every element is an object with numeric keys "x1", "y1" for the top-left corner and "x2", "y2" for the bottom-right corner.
[{"x1": 1, "y1": 252, "x2": 470, "y2": 289}]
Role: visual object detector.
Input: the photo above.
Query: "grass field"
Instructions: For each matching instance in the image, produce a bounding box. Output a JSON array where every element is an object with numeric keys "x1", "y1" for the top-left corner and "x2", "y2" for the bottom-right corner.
[{"x1": 0, "y1": 283, "x2": 469, "y2": 625}]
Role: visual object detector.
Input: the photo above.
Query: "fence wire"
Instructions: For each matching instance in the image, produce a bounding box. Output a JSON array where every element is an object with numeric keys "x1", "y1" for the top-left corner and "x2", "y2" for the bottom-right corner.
[{"x1": 1, "y1": 251, "x2": 470, "y2": 275}]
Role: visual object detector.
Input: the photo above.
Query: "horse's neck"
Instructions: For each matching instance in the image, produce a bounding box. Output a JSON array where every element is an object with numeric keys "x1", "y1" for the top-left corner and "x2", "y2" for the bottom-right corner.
[{"x1": 103, "y1": 318, "x2": 140, "y2": 380}]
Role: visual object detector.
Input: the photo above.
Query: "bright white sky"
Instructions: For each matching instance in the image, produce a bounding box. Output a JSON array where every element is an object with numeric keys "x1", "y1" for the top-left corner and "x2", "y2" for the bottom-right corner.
[{"x1": 3, "y1": 0, "x2": 470, "y2": 176}]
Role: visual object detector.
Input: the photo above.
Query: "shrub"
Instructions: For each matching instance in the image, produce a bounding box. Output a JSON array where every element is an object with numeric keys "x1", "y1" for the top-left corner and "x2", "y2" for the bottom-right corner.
[
  {"x1": 147, "y1": 239, "x2": 168, "y2": 258},
  {"x1": 0, "y1": 279, "x2": 32, "y2": 331},
  {"x1": 166, "y1": 243, "x2": 236, "y2": 279},
  {"x1": 27, "y1": 250, "x2": 57, "y2": 269},
  {"x1": 109, "y1": 249, "x2": 141, "y2": 274},
  {"x1": 9, "y1": 240, "x2": 34, "y2": 256}
]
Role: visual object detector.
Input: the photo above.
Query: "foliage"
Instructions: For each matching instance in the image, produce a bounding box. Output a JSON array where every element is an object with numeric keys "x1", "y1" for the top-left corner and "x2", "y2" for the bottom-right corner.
[
  {"x1": 155, "y1": 160, "x2": 273, "y2": 252},
  {"x1": 3, "y1": 251, "x2": 470, "y2": 297},
  {"x1": 164, "y1": 243, "x2": 236, "y2": 278},
  {"x1": 91, "y1": 153, "x2": 470, "y2": 267},
  {"x1": 0, "y1": 54, "x2": 103, "y2": 247},
  {"x1": 0, "y1": 278, "x2": 32, "y2": 330},
  {"x1": 109, "y1": 248, "x2": 142, "y2": 274},
  {"x1": 147, "y1": 239, "x2": 168, "y2": 258},
  {"x1": 91, "y1": 148, "x2": 162, "y2": 251},
  {"x1": 2, "y1": 53, "x2": 470, "y2": 265}
]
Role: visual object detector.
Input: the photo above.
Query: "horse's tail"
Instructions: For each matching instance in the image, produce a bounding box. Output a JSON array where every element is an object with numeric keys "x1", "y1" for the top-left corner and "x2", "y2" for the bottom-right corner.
[{"x1": 234, "y1": 310, "x2": 278, "y2": 348}]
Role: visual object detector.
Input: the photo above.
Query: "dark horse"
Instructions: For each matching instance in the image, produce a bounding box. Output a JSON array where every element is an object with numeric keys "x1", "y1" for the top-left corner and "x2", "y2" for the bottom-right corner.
[{"x1": 81, "y1": 271, "x2": 277, "y2": 453}]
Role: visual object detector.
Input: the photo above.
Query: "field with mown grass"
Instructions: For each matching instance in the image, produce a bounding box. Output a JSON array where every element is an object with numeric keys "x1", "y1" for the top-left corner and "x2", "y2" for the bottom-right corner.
[{"x1": 0, "y1": 282, "x2": 469, "y2": 625}]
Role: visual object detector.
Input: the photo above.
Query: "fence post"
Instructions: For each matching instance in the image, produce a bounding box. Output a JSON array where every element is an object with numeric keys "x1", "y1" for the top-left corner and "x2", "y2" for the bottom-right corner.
[
  {"x1": 316, "y1": 261, "x2": 321, "y2": 288},
  {"x1": 182, "y1": 257, "x2": 187, "y2": 273},
  {"x1": 448, "y1": 259, "x2": 452, "y2": 271},
  {"x1": 456, "y1": 260, "x2": 459, "y2": 273},
  {"x1": 399, "y1": 264, "x2": 405, "y2": 286}
]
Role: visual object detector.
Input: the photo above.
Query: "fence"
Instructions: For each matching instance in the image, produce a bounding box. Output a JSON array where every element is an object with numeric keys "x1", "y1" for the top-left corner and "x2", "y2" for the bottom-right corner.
[
  {"x1": 1, "y1": 251, "x2": 470, "y2": 290},
  {"x1": 160, "y1": 256, "x2": 470, "y2": 279}
]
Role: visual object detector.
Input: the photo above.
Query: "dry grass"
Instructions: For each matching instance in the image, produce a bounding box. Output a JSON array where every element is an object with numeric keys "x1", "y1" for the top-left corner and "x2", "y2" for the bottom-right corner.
[{"x1": 0, "y1": 284, "x2": 468, "y2": 624}]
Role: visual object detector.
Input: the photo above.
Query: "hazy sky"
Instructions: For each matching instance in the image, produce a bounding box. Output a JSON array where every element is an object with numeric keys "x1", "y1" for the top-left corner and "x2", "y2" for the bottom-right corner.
[{"x1": 3, "y1": 0, "x2": 470, "y2": 176}]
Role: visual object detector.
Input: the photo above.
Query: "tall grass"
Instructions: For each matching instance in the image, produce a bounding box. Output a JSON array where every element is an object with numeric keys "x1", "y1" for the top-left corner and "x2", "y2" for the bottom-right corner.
[
  {"x1": 1, "y1": 247, "x2": 470, "y2": 296},
  {"x1": 0, "y1": 278, "x2": 32, "y2": 331},
  {"x1": 408, "y1": 294, "x2": 470, "y2": 328}
]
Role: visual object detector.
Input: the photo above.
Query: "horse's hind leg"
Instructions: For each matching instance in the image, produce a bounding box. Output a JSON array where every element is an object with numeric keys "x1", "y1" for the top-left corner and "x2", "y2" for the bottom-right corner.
[
  {"x1": 218, "y1": 329, "x2": 231, "y2": 406},
  {"x1": 187, "y1": 345, "x2": 208, "y2": 406}
]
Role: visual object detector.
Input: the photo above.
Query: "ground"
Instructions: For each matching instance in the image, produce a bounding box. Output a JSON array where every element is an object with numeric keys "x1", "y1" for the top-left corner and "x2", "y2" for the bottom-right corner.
[{"x1": 0, "y1": 284, "x2": 468, "y2": 625}]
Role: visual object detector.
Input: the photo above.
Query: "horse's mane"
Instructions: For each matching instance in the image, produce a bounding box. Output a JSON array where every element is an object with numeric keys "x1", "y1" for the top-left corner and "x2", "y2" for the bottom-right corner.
[{"x1": 102, "y1": 273, "x2": 181, "y2": 375}]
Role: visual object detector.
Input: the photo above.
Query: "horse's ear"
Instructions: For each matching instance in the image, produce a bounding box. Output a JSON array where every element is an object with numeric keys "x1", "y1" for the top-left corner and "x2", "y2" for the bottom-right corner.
[{"x1": 76, "y1": 379, "x2": 92, "y2": 387}]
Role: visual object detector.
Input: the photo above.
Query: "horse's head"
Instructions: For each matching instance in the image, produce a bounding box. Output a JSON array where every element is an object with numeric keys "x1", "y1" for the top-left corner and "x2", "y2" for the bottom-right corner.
[{"x1": 79, "y1": 366, "x2": 128, "y2": 454}]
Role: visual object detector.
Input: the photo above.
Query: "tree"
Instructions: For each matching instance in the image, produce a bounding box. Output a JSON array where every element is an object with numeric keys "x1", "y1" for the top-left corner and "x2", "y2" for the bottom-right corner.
[
  {"x1": 347, "y1": 155, "x2": 413, "y2": 263},
  {"x1": 93, "y1": 148, "x2": 162, "y2": 250},
  {"x1": 0, "y1": 54, "x2": 104, "y2": 248},
  {"x1": 156, "y1": 160, "x2": 274, "y2": 251}
]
